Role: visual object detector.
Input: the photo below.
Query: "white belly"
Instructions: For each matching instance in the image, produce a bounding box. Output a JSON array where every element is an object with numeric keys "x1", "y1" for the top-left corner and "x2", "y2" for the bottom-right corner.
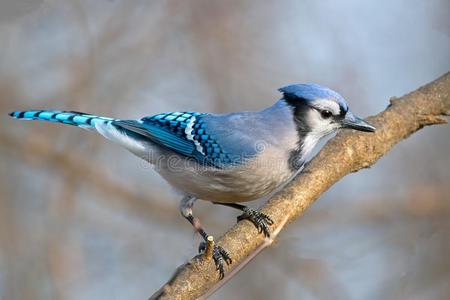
[{"x1": 156, "y1": 147, "x2": 294, "y2": 203}]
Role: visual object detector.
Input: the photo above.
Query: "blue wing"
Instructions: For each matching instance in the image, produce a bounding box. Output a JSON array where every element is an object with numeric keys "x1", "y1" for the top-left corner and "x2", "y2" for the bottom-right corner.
[{"x1": 113, "y1": 112, "x2": 247, "y2": 168}]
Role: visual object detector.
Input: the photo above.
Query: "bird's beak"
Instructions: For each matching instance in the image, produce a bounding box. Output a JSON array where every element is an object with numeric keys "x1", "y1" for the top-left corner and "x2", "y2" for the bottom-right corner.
[{"x1": 341, "y1": 111, "x2": 376, "y2": 132}]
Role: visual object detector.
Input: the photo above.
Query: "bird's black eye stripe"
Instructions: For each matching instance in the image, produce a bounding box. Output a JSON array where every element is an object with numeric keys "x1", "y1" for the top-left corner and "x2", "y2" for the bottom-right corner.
[
  {"x1": 339, "y1": 106, "x2": 348, "y2": 118},
  {"x1": 320, "y1": 110, "x2": 332, "y2": 119}
]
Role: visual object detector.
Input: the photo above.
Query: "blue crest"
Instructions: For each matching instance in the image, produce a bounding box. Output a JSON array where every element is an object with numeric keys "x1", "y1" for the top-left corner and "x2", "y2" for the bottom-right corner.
[{"x1": 279, "y1": 83, "x2": 348, "y2": 112}]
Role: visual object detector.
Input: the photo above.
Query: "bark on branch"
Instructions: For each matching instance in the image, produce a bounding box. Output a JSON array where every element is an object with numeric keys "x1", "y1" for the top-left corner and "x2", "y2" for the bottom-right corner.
[{"x1": 150, "y1": 72, "x2": 450, "y2": 300}]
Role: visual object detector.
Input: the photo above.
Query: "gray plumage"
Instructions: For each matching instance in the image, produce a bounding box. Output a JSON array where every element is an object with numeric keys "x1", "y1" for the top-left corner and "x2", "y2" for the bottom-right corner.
[{"x1": 9, "y1": 83, "x2": 376, "y2": 278}]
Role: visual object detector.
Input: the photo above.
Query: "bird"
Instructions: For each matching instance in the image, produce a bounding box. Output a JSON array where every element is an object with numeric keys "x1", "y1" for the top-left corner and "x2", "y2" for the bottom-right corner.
[{"x1": 9, "y1": 83, "x2": 375, "y2": 278}]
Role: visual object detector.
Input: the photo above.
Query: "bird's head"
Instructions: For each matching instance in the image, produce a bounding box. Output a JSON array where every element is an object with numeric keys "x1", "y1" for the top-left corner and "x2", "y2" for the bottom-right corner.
[{"x1": 280, "y1": 83, "x2": 375, "y2": 137}]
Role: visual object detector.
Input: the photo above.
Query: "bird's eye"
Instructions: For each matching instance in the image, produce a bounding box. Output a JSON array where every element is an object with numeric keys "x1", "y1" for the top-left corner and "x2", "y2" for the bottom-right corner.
[{"x1": 320, "y1": 110, "x2": 332, "y2": 119}]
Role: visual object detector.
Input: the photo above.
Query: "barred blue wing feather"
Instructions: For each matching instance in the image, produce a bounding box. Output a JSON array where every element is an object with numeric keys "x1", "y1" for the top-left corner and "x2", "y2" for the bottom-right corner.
[
  {"x1": 113, "y1": 112, "x2": 241, "y2": 168},
  {"x1": 113, "y1": 119, "x2": 196, "y2": 157},
  {"x1": 8, "y1": 83, "x2": 377, "y2": 279}
]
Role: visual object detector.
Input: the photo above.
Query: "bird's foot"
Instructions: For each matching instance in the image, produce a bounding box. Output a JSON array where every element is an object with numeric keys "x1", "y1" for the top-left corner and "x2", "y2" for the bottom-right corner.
[
  {"x1": 199, "y1": 239, "x2": 232, "y2": 279},
  {"x1": 237, "y1": 207, "x2": 274, "y2": 237}
]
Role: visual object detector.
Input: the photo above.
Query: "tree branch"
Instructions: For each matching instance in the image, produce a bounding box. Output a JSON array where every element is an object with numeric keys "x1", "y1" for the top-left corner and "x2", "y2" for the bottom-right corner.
[{"x1": 150, "y1": 72, "x2": 450, "y2": 300}]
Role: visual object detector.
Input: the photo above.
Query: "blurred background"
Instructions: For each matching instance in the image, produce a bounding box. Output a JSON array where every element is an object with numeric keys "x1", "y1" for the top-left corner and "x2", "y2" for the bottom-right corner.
[{"x1": 0, "y1": 0, "x2": 449, "y2": 299}]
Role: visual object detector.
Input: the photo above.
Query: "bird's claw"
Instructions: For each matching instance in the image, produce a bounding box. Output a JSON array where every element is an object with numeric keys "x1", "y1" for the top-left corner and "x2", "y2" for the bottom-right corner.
[
  {"x1": 198, "y1": 241, "x2": 232, "y2": 279},
  {"x1": 237, "y1": 207, "x2": 274, "y2": 237}
]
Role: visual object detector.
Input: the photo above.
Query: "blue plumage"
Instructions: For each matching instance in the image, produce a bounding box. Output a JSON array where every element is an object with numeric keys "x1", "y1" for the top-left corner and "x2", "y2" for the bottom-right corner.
[
  {"x1": 114, "y1": 111, "x2": 240, "y2": 167},
  {"x1": 280, "y1": 83, "x2": 349, "y2": 112},
  {"x1": 9, "y1": 83, "x2": 375, "y2": 278},
  {"x1": 9, "y1": 110, "x2": 114, "y2": 128}
]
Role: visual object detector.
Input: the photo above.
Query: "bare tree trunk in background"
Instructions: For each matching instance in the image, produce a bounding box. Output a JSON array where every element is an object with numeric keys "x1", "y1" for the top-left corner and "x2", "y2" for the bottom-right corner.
[{"x1": 150, "y1": 72, "x2": 450, "y2": 300}]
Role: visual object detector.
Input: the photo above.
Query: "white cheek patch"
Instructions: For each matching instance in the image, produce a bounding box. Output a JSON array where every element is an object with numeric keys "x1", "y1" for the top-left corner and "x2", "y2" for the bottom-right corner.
[
  {"x1": 307, "y1": 109, "x2": 339, "y2": 136},
  {"x1": 311, "y1": 98, "x2": 340, "y2": 115},
  {"x1": 308, "y1": 110, "x2": 332, "y2": 132},
  {"x1": 301, "y1": 109, "x2": 339, "y2": 156}
]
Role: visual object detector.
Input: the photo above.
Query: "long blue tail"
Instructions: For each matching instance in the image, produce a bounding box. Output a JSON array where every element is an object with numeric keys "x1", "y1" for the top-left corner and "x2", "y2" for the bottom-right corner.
[{"x1": 9, "y1": 110, "x2": 115, "y2": 129}]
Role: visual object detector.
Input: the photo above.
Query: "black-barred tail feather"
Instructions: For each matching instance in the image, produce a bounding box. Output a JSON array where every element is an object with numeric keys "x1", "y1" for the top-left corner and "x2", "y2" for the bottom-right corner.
[
  {"x1": 9, "y1": 109, "x2": 154, "y2": 161},
  {"x1": 8, "y1": 110, "x2": 115, "y2": 129}
]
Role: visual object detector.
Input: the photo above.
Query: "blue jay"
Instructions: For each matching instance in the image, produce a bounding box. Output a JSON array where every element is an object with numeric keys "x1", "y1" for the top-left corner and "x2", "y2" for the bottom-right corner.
[{"x1": 9, "y1": 83, "x2": 375, "y2": 278}]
